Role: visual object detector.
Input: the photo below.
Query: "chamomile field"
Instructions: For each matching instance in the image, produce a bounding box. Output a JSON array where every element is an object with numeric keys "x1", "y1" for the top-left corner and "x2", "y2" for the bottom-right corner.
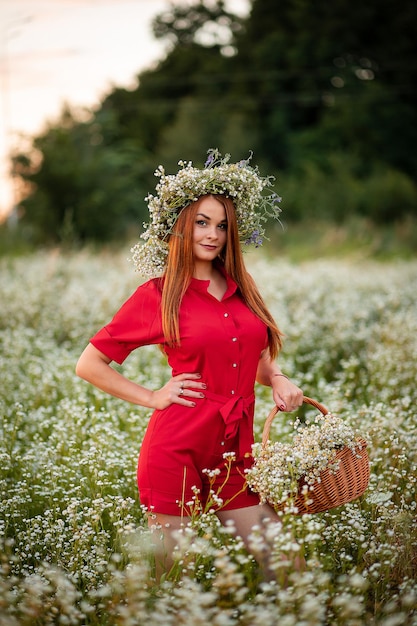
[{"x1": 0, "y1": 249, "x2": 416, "y2": 625}]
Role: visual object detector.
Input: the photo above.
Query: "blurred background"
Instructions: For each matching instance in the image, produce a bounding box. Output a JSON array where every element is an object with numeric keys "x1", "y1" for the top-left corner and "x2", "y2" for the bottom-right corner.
[{"x1": 1, "y1": 0, "x2": 416, "y2": 258}]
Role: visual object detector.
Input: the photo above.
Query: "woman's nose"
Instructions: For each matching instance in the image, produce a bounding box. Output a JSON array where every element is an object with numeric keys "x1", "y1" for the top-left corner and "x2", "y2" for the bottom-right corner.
[{"x1": 206, "y1": 226, "x2": 218, "y2": 239}]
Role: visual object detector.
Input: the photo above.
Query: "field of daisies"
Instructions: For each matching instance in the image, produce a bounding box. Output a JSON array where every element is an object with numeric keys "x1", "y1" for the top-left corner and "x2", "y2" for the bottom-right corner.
[{"x1": 1, "y1": 248, "x2": 416, "y2": 625}]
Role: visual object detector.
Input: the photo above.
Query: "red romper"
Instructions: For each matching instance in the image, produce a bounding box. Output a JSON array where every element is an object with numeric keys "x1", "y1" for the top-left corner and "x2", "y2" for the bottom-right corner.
[{"x1": 90, "y1": 269, "x2": 267, "y2": 515}]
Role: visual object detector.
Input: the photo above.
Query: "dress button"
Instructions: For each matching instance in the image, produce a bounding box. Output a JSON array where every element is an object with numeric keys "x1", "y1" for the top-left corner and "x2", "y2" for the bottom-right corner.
[
  {"x1": 224, "y1": 312, "x2": 229, "y2": 318},
  {"x1": 232, "y1": 337, "x2": 238, "y2": 342},
  {"x1": 232, "y1": 363, "x2": 237, "y2": 368},
  {"x1": 231, "y1": 390, "x2": 235, "y2": 395},
  {"x1": 220, "y1": 441, "x2": 225, "y2": 446}
]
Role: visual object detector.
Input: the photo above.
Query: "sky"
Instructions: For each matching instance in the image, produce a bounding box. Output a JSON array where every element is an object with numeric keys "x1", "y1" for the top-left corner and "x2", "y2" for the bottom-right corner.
[{"x1": 0, "y1": 0, "x2": 249, "y2": 220}]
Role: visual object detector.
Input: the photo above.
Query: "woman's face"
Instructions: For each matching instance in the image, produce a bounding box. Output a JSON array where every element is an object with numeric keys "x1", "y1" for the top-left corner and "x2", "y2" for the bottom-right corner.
[{"x1": 192, "y1": 196, "x2": 227, "y2": 264}]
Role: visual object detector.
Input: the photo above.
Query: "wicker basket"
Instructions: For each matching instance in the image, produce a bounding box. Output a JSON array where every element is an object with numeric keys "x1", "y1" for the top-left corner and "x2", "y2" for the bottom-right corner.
[{"x1": 260, "y1": 396, "x2": 370, "y2": 514}]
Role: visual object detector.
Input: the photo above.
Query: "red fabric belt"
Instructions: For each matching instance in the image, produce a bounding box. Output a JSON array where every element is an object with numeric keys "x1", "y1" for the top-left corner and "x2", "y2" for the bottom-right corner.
[{"x1": 203, "y1": 390, "x2": 255, "y2": 465}]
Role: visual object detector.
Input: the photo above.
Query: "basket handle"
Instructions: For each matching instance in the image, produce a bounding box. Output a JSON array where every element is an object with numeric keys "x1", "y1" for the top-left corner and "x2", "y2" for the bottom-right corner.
[{"x1": 261, "y1": 396, "x2": 329, "y2": 448}]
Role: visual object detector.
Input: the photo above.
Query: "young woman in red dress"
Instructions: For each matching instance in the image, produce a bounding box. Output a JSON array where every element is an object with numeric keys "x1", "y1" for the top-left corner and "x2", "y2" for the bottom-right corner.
[{"x1": 76, "y1": 150, "x2": 303, "y2": 575}]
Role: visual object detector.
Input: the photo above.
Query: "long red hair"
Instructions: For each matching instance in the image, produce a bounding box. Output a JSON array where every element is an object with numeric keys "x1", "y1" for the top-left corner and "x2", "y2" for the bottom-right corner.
[{"x1": 161, "y1": 195, "x2": 283, "y2": 359}]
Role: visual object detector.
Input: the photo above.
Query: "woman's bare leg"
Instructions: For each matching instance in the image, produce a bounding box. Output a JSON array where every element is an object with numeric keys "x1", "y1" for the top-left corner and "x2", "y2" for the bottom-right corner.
[
  {"x1": 147, "y1": 505, "x2": 306, "y2": 582},
  {"x1": 216, "y1": 504, "x2": 306, "y2": 581},
  {"x1": 217, "y1": 503, "x2": 278, "y2": 543},
  {"x1": 147, "y1": 512, "x2": 190, "y2": 579}
]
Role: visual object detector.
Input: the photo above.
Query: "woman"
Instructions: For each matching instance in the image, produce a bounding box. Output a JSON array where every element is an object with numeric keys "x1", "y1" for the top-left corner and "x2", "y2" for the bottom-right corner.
[{"x1": 76, "y1": 150, "x2": 303, "y2": 573}]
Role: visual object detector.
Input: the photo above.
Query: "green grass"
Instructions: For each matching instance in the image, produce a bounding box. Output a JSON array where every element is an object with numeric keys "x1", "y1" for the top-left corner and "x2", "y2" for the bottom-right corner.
[{"x1": 265, "y1": 216, "x2": 417, "y2": 262}]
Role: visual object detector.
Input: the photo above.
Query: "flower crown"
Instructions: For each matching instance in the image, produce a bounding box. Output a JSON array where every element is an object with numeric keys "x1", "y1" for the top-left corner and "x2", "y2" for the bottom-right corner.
[{"x1": 131, "y1": 148, "x2": 282, "y2": 276}]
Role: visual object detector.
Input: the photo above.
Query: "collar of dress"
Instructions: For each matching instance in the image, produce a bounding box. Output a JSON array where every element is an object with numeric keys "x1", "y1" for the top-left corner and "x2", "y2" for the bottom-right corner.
[{"x1": 188, "y1": 265, "x2": 238, "y2": 300}]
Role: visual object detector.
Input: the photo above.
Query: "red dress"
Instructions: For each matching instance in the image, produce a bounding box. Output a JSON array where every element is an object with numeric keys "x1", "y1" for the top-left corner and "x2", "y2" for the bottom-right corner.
[{"x1": 90, "y1": 270, "x2": 267, "y2": 515}]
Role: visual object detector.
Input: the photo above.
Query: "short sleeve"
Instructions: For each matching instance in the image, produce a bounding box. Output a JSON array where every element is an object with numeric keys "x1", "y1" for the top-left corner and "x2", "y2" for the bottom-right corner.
[{"x1": 90, "y1": 278, "x2": 165, "y2": 364}]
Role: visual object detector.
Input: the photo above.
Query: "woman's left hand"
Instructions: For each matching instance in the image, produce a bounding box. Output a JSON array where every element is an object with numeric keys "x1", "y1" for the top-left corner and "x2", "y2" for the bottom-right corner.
[{"x1": 271, "y1": 375, "x2": 303, "y2": 412}]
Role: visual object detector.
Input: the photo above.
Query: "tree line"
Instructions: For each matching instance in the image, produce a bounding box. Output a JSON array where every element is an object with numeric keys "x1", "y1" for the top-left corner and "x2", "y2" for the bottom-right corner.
[{"x1": 10, "y1": 0, "x2": 417, "y2": 244}]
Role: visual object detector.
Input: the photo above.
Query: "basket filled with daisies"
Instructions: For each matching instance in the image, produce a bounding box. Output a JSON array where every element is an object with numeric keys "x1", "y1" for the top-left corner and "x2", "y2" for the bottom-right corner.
[{"x1": 246, "y1": 396, "x2": 370, "y2": 514}]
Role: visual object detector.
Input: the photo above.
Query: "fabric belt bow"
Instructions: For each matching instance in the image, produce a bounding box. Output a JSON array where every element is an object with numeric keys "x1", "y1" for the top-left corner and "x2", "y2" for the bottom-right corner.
[{"x1": 204, "y1": 390, "x2": 255, "y2": 465}]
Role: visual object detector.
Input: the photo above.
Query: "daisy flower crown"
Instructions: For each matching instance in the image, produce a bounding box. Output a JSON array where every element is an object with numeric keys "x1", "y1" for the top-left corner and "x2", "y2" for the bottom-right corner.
[{"x1": 131, "y1": 148, "x2": 282, "y2": 277}]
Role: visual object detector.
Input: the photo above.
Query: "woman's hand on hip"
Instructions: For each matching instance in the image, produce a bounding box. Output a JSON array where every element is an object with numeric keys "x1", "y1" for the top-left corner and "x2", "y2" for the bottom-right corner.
[{"x1": 149, "y1": 373, "x2": 206, "y2": 410}]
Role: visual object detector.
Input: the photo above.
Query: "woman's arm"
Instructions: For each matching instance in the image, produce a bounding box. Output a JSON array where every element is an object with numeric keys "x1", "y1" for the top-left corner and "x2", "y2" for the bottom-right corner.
[
  {"x1": 75, "y1": 343, "x2": 205, "y2": 410},
  {"x1": 256, "y1": 349, "x2": 303, "y2": 412}
]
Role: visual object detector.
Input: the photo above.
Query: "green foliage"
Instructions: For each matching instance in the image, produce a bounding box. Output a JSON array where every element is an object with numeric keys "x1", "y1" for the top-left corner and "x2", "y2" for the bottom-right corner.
[
  {"x1": 10, "y1": 0, "x2": 417, "y2": 243},
  {"x1": 358, "y1": 167, "x2": 417, "y2": 222},
  {"x1": 152, "y1": 0, "x2": 244, "y2": 49},
  {"x1": 13, "y1": 108, "x2": 150, "y2": 244},
  {"x1": 280, "y1": 154, "x2": 417, "y2": 224}
]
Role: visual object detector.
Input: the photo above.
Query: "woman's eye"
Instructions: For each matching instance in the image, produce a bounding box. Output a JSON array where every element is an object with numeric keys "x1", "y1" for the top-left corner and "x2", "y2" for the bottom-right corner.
[
  {"x1": 218, "y1": 223, "x2": 227, "y2": 230},
  {"x1": 196, "y1": 220, "x2": 207, "y2": 226}
]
